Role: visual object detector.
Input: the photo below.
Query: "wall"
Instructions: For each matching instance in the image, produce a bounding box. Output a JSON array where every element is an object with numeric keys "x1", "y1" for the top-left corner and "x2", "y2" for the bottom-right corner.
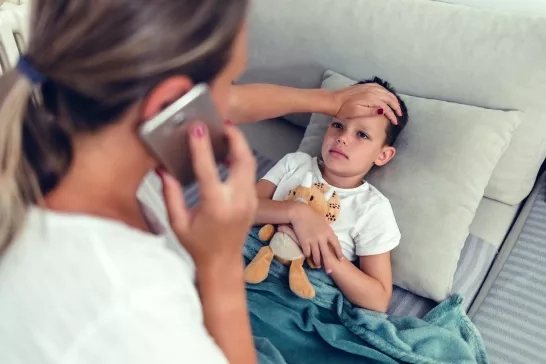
[{"x1": 434, "y1": 0, "x2": 546, "y2": 17}]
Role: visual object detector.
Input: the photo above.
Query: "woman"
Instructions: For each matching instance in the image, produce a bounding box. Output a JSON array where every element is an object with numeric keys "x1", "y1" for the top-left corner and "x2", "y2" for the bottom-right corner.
[{"x1": 0, "y1": 1, "x2": 402, "y2": 363}]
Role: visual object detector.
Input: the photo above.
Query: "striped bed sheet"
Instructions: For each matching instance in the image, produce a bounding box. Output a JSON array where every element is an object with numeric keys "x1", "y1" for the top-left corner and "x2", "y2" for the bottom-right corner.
[
  {"x1": 470, "y1": 173, "x2": 546, "y2": 364},
  {"x1": 138, "y1": 153, "x2": 498, "y2": 318}
]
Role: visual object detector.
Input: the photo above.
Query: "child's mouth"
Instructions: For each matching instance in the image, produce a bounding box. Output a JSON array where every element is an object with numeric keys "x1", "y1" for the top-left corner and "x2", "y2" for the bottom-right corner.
[{"x1": 329, "y1": 149, "x2": 348, "y2": 159}]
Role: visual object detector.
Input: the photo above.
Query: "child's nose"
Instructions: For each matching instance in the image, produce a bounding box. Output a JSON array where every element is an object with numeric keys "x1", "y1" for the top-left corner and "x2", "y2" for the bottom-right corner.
[{"x1": 337, "y1": 132, "x2": 348, "y2": 145}]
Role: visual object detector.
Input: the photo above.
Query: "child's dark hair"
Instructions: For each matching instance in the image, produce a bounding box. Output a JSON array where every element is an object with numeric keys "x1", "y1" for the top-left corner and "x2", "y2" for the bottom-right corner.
[{"x1": 357, "y1": 77, "x2": 408, "y2": 146}]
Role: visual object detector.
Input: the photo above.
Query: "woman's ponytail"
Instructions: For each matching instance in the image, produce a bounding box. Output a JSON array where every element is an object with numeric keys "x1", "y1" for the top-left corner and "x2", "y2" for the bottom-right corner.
[{"x1": 0, "y1": 70, "x2": 41, "y2": 252}]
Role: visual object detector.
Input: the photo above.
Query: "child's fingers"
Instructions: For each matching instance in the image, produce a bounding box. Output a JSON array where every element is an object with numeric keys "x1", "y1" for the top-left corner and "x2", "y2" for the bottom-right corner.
[
  {"x1": 329, "y1": 235, "x2": 344, "y2": 261},
  {"x1": 320, "y1": 241, "x2": 334, "y2": 274},
  {"x1": 300, "y1": 240, "x2": 311, "y2": 258},
  {"x1": 311, "y1": 243, "x2": 322, "y2": 268}
]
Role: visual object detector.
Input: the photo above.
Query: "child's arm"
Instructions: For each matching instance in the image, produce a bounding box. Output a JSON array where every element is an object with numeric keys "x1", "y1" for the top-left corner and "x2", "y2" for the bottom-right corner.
[
  {"x1": 254, "y1": 179, "x2": 344, "y2": 271},
  {"x1": 326, "y1": 200, "x2": 399, "y2": 312},
  {"x1": 327, "y1": 253, "x2": 393, "y2": 312},
  {"x1": 254, "y1": 179, "x2": 299, "y2": 225}
]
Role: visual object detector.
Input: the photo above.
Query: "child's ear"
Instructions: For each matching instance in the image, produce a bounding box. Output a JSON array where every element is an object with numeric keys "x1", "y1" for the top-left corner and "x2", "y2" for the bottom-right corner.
[{"x1": 374, "y1": 146, "x2": 396, "y2": 167}]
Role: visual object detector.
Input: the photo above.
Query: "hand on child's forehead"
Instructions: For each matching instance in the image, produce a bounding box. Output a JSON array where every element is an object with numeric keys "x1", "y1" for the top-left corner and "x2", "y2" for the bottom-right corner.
[{"x1": 337, "y1": 114, "x2": 389, "y2": 129}]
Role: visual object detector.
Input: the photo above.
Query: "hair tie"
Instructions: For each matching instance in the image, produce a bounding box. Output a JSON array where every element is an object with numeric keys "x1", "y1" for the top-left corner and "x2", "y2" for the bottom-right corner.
[{"x1": 16, "y1": 56, "x2": 45, "y2": 85}]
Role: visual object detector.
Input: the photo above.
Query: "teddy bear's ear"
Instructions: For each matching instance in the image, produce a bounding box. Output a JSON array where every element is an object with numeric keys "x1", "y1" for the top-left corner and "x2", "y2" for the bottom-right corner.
[{"x1": 324, "y1": 187, "x2": 335, "y2": 201}]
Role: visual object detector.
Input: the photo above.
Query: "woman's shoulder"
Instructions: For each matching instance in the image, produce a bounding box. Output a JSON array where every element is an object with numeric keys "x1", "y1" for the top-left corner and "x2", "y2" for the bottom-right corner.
[
  {"x1": 6, "y1": 207, "x2": 196, "y2": 291},
  {"x1": 0, "y1": 209, "x2": 220, "y2": 364}
]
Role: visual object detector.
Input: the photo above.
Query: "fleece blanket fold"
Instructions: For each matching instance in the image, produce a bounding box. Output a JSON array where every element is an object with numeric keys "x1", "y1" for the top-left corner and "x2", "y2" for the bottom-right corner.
[{"x1": 244, "y1": 228, "x2": 488, "y2": 364}]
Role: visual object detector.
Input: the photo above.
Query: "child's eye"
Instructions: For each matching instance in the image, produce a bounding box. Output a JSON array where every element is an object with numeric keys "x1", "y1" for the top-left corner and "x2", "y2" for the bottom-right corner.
[
  {"x1": 331, "y1": 122, "x2": 343, "y2": 129},
  {"x1": 357, "y1": 131, "x2": 369, "y2": 139}
]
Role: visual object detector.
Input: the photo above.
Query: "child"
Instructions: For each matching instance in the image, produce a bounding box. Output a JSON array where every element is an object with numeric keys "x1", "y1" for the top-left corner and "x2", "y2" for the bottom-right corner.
[{"x1": 253, "y1": 77, "x2": 409, "y2": 312}]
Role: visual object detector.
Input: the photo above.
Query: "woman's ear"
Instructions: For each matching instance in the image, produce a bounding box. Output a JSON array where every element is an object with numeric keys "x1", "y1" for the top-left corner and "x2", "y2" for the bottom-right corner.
[
  {"x1": 374, "y1": 146, "x2": 396, "y2": 167},
  {"x1": 140, "y1": 76, "x2": 194, "y2": 122}
]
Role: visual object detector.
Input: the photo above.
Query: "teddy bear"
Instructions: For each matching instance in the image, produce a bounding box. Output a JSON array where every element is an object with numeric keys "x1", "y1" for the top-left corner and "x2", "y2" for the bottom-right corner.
[{"x1": 244, "y1": 172, "x2": 341, "y2": 299}]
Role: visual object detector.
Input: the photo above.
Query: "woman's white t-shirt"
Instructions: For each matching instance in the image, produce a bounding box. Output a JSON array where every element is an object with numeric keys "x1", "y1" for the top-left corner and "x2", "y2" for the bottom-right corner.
[{"x1": 0, "y1": 177, "x2": 228, "y2": 364}]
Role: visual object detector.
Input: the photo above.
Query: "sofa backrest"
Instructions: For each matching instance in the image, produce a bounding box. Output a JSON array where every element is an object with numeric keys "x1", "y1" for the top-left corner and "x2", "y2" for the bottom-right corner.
[
  {"x1": 240, "y1": 0, "x2": 546, "y2": 205},
  {"x1": 241, "y1": 0, "x2": 545, "y2": 119}
]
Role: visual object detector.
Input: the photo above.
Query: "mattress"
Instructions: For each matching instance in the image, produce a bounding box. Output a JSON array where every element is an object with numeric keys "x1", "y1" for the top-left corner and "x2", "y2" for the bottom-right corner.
[
  {"x1": 470, "y1": 172, "x2": 546, "y2": 364},
  {"x1": 138, "y1": 153, "x2": 500, "y2": 318}
]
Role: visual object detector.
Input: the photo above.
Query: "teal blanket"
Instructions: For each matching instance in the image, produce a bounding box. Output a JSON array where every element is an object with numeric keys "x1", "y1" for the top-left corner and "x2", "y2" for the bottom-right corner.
[{"x1": 244, "y1": 228, "x2": 488, "y2": 364}]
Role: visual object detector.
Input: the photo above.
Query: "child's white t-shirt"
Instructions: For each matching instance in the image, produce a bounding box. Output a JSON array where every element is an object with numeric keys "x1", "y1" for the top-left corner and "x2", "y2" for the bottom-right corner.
[{"x1": 262, "y1": 152, "x2": 401, "y2": 261}]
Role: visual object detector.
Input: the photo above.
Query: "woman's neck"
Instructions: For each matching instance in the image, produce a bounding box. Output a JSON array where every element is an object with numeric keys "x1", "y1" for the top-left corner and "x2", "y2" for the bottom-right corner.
[{"x1": 44, "y1": 134, "x2": 154, "y2": 232}]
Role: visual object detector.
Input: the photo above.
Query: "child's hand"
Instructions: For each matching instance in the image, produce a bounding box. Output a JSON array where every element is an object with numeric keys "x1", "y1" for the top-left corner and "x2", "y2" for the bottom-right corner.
[{"x1": 289, "y1": 203, "x2": 344, "y2": 274}]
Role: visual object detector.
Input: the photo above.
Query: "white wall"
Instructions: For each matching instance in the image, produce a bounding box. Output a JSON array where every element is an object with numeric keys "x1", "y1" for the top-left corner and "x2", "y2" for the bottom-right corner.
[{"x1": 434, "y1": 0, "x2": 546, "y2": 17}]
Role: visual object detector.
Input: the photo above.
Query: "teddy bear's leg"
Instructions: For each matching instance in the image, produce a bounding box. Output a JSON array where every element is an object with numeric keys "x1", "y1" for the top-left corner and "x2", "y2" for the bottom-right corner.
[
  {"x1": 258, "y1": 224, "x2": 276, "y2": 241},
  {"x1": 244, "y1": 246, "x2": 275, "y2": 284},
  {"x1": 289, "y1": 258, "x2": 316, "y2": 299}
]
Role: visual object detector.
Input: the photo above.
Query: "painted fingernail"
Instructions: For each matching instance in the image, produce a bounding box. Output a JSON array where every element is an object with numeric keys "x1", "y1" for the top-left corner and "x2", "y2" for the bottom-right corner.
[
  {"x1": 224, "y1": 119, "x2": 234, "y2": 126},
  {"x1": 192, "y1": 124, "x2": 206, "y2": 138},
  {"x1": 377, "y1": 108, "x2": 384, "y2": 115}
]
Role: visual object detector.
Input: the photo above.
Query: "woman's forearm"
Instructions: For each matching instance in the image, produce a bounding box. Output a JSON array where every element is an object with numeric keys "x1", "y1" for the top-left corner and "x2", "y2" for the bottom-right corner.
[
  {"x1": 254, "y1": 198, "x2": 300, "y2": 225},
  {"x1": 228, "y1": 84, "x2": 336, "y2": 124},
  {"x1": 196, "y1": 261, "x2": 257, "y2": 364},
  {"x1": 329, "y1": 259, "x2": 392, "y2": 313}
]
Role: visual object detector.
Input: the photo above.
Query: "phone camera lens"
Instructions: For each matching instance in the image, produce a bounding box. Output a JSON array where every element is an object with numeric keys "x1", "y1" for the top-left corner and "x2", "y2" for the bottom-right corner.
[{"x1": 173, "y1": 112, "x2": 186, "y2": 125}]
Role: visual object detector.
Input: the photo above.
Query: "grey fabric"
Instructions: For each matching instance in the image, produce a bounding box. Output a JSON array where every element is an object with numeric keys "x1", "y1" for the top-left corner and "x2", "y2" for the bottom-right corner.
[
  {"x1": 388, "y1": 234, "x2": 497, "y2": 318},
  {"x1": 239, "y1": 118, "x2": 304, "y2": 162},
  {"x1": 241, "y1": 0, "x2": 546, "y2": 206},
  {"x1": 471, "y1": 173, "x2": 546, "y2": 364},
  {"x1": 470, "y1": 196, "x2": 521, "y2": 249}
]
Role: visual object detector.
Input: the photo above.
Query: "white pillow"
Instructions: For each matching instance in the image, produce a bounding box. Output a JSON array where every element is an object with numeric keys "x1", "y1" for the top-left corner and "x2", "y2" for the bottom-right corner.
[{"x1": 298, "y1": 70, "x2": 522, "y2": 301}]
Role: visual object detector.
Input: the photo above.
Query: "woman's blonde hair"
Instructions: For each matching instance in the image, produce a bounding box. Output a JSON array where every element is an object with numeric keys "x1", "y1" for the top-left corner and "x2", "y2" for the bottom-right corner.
[{"x1": 0, "y1": 0, "x2": 248, "y2": 251}]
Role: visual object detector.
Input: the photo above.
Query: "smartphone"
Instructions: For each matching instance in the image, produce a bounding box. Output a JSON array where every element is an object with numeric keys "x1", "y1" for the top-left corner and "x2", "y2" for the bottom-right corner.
[{"x1": 139, "y1": 83, "x2": 229, "y2": 186}]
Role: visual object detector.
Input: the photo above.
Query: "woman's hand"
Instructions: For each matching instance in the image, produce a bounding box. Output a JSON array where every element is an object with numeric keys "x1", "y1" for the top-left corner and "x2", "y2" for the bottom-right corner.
[
  {"x1": 289, "y1": 203, "x2": 344, "y2": 274},
  {"x1": 159, "y1": 121, "x2": 257, "y2": 268},
  {"x1": 331, "y1": 82, "x2": 403, "y2": 125}
]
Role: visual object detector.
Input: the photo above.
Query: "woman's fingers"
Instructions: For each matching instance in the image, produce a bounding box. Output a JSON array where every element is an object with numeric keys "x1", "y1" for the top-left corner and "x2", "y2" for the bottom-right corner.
[
  {"x1": 374, "y1": 99, "x2": 398, "y2": 126},
  {"x1": 158, "y1": 168, "x2": 190, "y2": 234},
  {"x1": 187, "y1": 122, "x2": 221, "y2": 196},
  {"x1": 225, "y1": 124, "x2": 257, "y2": 186},
  {"x1": 375, "y1": 88, "x2": 403, "y2": 117}
]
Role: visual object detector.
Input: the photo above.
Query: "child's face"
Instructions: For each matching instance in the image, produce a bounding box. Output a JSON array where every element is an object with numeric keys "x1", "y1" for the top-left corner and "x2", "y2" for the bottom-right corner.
[{"x1": 321, "y1": 116, "x2": 396, "y2": 178}]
